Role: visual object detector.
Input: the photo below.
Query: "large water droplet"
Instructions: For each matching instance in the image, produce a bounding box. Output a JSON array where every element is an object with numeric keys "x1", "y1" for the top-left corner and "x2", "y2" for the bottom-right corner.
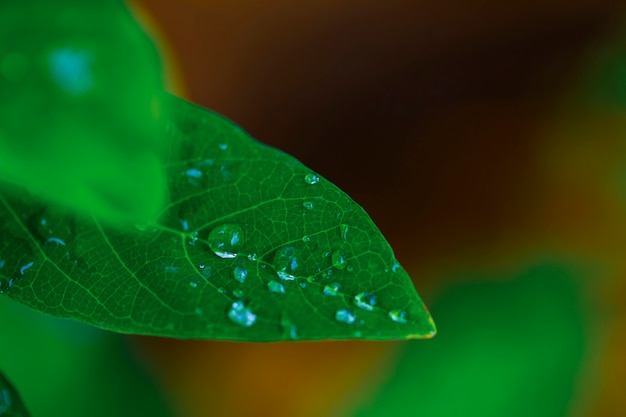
[
  {"x1": 354, "y1": 292, "x2": 377, "y2": 311},
  {"x1": 323, "y1": 282, "x2": 341, "y2": 296},
  {"x1": 228, "y1": 301, "x2": 257, "y2": 327},
  {"x1": 388, "y1": 309, "x2": 407, "y2": 324},
  {"x1": 304, "y1": 173, "x2": 320, "y2": 185},
  {"x1": 0, "y1": 276, "x2": 13, "y2": 294},
  {"x1": 233, "y1": 266, "x2": 248, "y2": 283},
  {"x1": 303, "y1": 201, "x2": 314, "y2": 211},
  {"x1": 335, "y1": 309, "x2": 356, "y2": 324},
  {"x1": 331, "y1": 250, "x2": 347, "y2": 270},
  {"x1": 267, "y1": 280, "x2": 286, "y2": 294},
  {"x1": 208, "y1": 224, "x2": 244, "y2": 259},
  {"x1": 273, "y1": 246, "x2": 301, "y2": 280}
]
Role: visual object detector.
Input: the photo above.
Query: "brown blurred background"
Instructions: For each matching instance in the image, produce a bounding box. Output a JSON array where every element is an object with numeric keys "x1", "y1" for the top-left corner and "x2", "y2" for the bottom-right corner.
[{"x1": 128, "y1": 1, "x2": 626, "y2": 416}]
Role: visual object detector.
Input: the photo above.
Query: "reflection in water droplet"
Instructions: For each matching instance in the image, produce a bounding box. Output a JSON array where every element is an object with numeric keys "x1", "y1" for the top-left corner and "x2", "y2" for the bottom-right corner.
[
  {"x1": 0, "y1": 276, "x2": 13, "y2": 294},
  {"x1": 189, "y1": 281, "x2": 198, "y2": 289},
  {"x1": 323, "y1": 282, "x2": 341, "y2": 296},
  {"x1": 228, "y1": 301, "x2": 257, "y2": 327},
  {"x1": 304, "y1": 173, "x2": 320, "y2": 185},
  {"x1": 208, "y1": 224, "x2": 244, "y2": 259},
  {"x1": 233, "y1": 289, "x2": 244, "y2": 298},
  {"x1": 303, "y1": 201, "x2": 314, "y2": 211},
  {"x1": 389, "y1": 309, "x2": 407, "y2": 324},
  {"x1": 46, "y1": 237, "x2": 66, "y2": 246},
  {"x1": 354, "y1": 292, "x2": 377, "y2": 311},
  {"x1": 340, "y1": 224, "x2": 349, "y2": 241},
  {"x1": 335, "y1": 309, "x2": 356, "y2": 324},
  {"x1": 20, "y1": 262, "x2": 33, "y2": 275},
  {"x1": 268, "y1": 280, "x2": 286, "y2": 294},
  {"x1": 273, "y1": 246, "x2": 301, "y2": 280},
  {"x1": 331, "y1": 250, "x2": 347, "y2": 270},
  {"x1": 233, "y1": 266, "x2": 248, "y2": 283}
]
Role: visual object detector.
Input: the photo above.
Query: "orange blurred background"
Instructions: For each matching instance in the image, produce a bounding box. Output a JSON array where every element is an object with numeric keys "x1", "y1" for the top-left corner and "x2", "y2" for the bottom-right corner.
[{"x1": 128, "y1": 1, "x2": 626, "y2": 416}]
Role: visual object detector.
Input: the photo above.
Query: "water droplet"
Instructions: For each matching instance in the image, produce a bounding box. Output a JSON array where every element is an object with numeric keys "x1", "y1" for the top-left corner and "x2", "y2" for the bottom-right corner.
[
  {"x1": 217, "y1": 287, "x2": 226, "y2": 294},
  {"x1": 200, "y1": 265, "x2": 212, "y2": 278},
  {"x1": 20, "y1": 262, "x2": 33, "y2": 275},
  {"x1": 0, "y1": 276, "x2": 13, "y2": 294},
  {"x1": 208, "y1": 224, "x2": 244, "y2": 259},
  {"x1": 247, "y1": 253, "x2": 258, "y2": 261},
  {"x1": 233, "y1": 266, "x2": 248, "y2": 283},
  {"x1": 0, "y1": 260, "x2": 5, "y2": 269},
  {"x1": 335, "y1": 309, "x2": 356, "y2": 324},
  {"x1": 299, "y1": 281, "x2": 307, "y2": 288},
  {"x1": 180, "y1": 219, "x2": 189, "y2": 231},
  {"x1": 389, "y1": 309, "x2": 407, "y2": 324},
  {"x1": 392, "y1": 262, "x2": 401, "y2": 272},
  {"x1": 218, "y1": 143, "x2": 228, "y2": 150},
  {"x1": 323, "y1": 282, "x2": 341, "y2": 296},
  {"x1": 189, "y1": 281, "x2": 198, "y2": 288},
  {"x1": 302, "y1": 235, "x2": 311, "y2": 243},
  {"x1": 195, "y1": 307, "x2": 204, "y2": 315},
  {"x1": 331, "y1": 250, "x2": 347, "y2": 270},
  {"x1": 304, "y1": 173, "x2": 320, "y2": 185},
  {"x1": 303, "y1": 201, "x2": 314, "y2": 211},
  {"x1": 185, "y1": 168, "x2": 203, "y2": 179},
  {"x1": 233, "y1": 289, "x2": 244, "y2": 298},
  {"x1": 340, "y1": 224, "x2": 349, "y2": 240},
  {"x1": 267, "y1": 280, "x2": 286, "y2": 294},
  {"x1": 46, "y1": 237, "x2": 66, "y2": 246},
  {"x1": 273, "y1": 246, "x2": 301, "y2": 280},
  {"x1": 354, "y1": 292, "x2": 377, "y2": 311},
  {"x1": 325, "y1": 269, "x2": 333, "y2": 279},
  {"x1": 228, "y1": 301, "x2": 257, "y2": 327},
  {"x1": 347, "y1": 265, "x2": 355, "y2": 273}
]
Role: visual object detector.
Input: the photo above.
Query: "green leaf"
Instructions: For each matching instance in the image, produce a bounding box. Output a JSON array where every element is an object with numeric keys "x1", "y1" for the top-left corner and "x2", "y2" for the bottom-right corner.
[
  {"x1": 0, "y1": 370, "x2": 30, "y2": 417},
  {"x1": 355, "y1": 264, "x2": 586, "y2": 417},
  {"x1": 0, "y1": 0, "x2": 168, "y2": 225},
  {"x1": 0, "y1": 96, "x2": 435, "y2": 341}
]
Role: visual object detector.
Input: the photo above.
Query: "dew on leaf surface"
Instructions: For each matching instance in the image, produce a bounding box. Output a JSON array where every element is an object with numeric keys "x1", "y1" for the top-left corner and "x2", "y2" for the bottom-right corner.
[
  {"x1": 323, "y1": 282, "x2": 341, "y2": 296},
  {"x1": 0, "y1": 276, "x2": 13, "y2": 294},
  {"x1": 331, "y1": 250, "x2": 347, "y2": 270},
  {"x1": 354, "y1": 292, "x2": 377, "y2": 311},
  {"x1": 303, "y1": 201, "x2": 314, "y2": 211},
  {"x1": 233, "y1": 266, "x2": 248, "y2": 283},
  {"x1": 228, "y1": 301, "x2": 257, "y2": 327},
  {"x1": 388, "y1": 309, "x2": 407, "y2": 324},
  {"x1": 304, "y1": 173, "x2": 320, "y2": 185},
  {"x1": 335, "y1": 309, "x2": 356, "y2": 324},
  {"x1": 273, "y1": 246, "x2": 301, "y2": 280},
  {"x1": 208, "y1": 224, "x2": 244, "y2": 259},
  {"x1": 340, "y1": 224, "x2": 349, "y2": 241},
  {"x1": 267, "y1": 280, "x2": 286, "y2": 294}
]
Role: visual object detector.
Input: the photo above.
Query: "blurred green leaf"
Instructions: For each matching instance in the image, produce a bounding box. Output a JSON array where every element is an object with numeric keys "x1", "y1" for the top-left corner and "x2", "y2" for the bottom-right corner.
[
  {"x1": 0, "y1": 0, "x2": 167, "y2": 225},
  {"x1": 356, "y1": 264, "x2": 587, "y2": 417},
  {"x1": 0, "y1": 370, "x2": 30, "y2": 417},
  {"x1": 0, "y1": 96, "x2": 434, "y2": 342},
  {"x1": 0, "y1": 297, "x2": 173, "y2": 417}
]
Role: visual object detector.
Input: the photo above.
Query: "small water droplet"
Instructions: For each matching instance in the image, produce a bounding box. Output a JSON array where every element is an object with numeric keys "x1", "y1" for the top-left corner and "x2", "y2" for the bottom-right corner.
[
  {"x1": 335, "y1": 309, "x2": 356, "y2": 324},
  {"x1": 389, "y1": 309, "x2": 407, "y2": 324},
  {"x1": 228, "y1": 300, "x2": 257, "y2": 327},
  {"x1": 180, "y1": 219, "x2": 189, "y2": 231},
  {"x1": 233, "y1": 266, "x2": 248, "y2": 283},
  {"x1": 0, "y1": 276, "x2": 13, "y2": 294},
  {"x1": 200, "y1": 265, "x2": 212, "y2": 278},
  {"x1": 20, "y1": 262, "x2": 33, "y2": 275},
  {"x1": 307, "y1": 276, "x2": 316, "y2": 283},
  {"x1": 323, "y1": 282, "x2": 341, "y2": 296},
  {"x1": 247, "y1": 253, "x2": 258, "y2": 261},
  {"x1": 303, "y1": 201, "x2": 314, "y2": 211},
  {"x1": 273, "y1": 246, "x2": 301, "y2": 280},
  {"x1": 217, "y1": 287, "x2": 226, "y2": 294},
  {"x1": 392, "y1": 262, "x2": 401, "y2": 272},
  {"x1": 331, "y1": 250, "x2": 347, "y2": 270},
  {"x1": 299, "y1": 281, "x2": 307, "y2": 288},
  {"x1": 325, "y1": 269, "x2": 333, "y2": 279},
  {"x1": 304, "y1": 173, "x2": 320, "y2": 185},
  {"x1": 347, "y1": 265, "x2": 355, "y2": 273},
  {"x1": 267, "y1": 280, "x2": 286, "y2": 294},
  {"x1": 189, "y1": 281, "x2": 198, "y2": 288},
  {"x1": 0, "y1": 260, "x2": 5, "y2": 269},
  {"x1": 340, "y1": 224, "x2": 349, "y2": 240},
  {"x1": 302, "y1": 235, "x2": 311, "y2": 243},
  {"x1": 218, "y1": 143, "x2": 228, "y2": 150},
  {"x1": 46, "y1": 237, "x2": 66, "y2": 246},
  {"x1": 233, "y1": 289, "x2": 244, "y2": 298},
  {"x1": 185, "y1": 168, "x2": 203, "y2": 179},
  {"x1": 208, "y1": 224, "x2": 244, "y2": 259},
  {"x1": 195, "y1": 307, "x2": 204, "y2": 315},
  {"x1": 354, "y1": 292, "x2": 377, "y2": 311}
]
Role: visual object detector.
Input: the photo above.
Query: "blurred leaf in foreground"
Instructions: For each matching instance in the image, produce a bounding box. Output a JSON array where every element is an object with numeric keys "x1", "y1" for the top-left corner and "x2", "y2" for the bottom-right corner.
[
  {"x1": 356, "y1": 264, "x2": 587, "y2": 417},
  {"x1": 0, "y1": 96, "x2": 434, "y2": 342},
  {"x1": 0, "y1": 0, "x2": 168, "y2": 225}
]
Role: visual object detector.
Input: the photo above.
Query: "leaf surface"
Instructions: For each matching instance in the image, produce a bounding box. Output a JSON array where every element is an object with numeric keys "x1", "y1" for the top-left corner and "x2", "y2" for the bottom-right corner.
[{"x1": 0, "y1": 96, "x2": 434, "y2": 341}]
